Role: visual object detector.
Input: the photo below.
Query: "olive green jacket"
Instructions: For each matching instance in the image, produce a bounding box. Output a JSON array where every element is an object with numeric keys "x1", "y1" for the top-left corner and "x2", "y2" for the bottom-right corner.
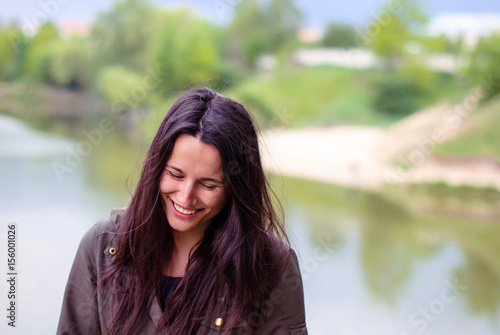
[{"x1": 56, "y1": 209, "x2": 308, "y2": 334}]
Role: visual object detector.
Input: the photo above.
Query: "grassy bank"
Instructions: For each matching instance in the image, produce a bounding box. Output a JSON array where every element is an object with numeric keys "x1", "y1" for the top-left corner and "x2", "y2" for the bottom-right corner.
[
  {"x1": 227, "y1": 67, "x2": 394, "y2": 128},
  {"x1": 434, "y1": 96, "x2": 500, "y2": 161}
]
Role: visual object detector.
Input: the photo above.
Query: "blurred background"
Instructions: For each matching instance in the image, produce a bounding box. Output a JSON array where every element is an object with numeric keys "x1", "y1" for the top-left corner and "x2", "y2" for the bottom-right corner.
[{"x1": 1, "y1": 0, "x2": 500, "y2": 334}]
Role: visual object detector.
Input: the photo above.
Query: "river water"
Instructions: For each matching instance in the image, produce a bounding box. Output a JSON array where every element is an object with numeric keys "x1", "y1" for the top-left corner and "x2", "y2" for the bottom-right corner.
[{"x1": 0, "y1": 114, "x2": 499, "y2": 334}]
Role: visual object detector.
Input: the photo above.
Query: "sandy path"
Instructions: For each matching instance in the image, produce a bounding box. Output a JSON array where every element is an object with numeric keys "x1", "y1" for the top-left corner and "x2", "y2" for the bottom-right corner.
[
  {"x1": 260, "y1": 126, "x2": 387, "y2": 190},
  {"x1": 260, "y1": 125, "x2": 500, "y2": 191}
]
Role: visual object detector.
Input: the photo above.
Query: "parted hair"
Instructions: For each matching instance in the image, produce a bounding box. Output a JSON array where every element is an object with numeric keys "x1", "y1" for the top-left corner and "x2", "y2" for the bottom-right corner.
[{"x1": 99, "y1": 87, "x2": 290, "y2": 334}]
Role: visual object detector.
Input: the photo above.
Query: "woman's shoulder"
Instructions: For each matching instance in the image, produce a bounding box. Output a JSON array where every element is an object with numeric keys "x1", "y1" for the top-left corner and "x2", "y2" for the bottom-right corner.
[
  {"x1": 93, "y1": 207, "x2": 126, "y2": 235},
  {"x1": 254, "y1": 232, "x2": 307, "y2": 333},
  {"x1": 266, "y1": 231, "x2": 295, "y2": 260},
  {"x1": 77, "y1": 208, "x2": 126, "y2": 253},
  {"x1": 265, "y1": 231, "x2": 303, "y2": 286}
]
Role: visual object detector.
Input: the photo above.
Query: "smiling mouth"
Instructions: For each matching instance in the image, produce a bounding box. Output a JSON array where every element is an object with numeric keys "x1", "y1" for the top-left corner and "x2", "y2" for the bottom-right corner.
[{"x1": 169, "y1": 198, "x2": 203, "y2": 215}]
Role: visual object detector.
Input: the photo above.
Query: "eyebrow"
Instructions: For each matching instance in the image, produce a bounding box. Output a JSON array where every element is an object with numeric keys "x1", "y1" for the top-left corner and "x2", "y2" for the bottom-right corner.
[{"x1": 166, "y1": 165, "x2": 225, "y2": 184}]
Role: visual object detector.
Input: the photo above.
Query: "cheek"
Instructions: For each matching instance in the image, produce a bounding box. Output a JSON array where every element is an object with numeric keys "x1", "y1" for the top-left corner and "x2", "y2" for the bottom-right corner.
[
  {"x1": 198, "y1": 190, "x2": 222, "y2": 208},
  {"x1": 159, "y1": 176, "x2": 173, "y2": 194},
  {"x1": 210, "y1": 190, "x2": 227, "y2": 209}
]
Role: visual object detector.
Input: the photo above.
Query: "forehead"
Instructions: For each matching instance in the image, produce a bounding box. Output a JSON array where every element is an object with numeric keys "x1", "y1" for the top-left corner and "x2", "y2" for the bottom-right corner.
[{"x1": 167, "y1": 134, "x2": 224, "y2": 177}]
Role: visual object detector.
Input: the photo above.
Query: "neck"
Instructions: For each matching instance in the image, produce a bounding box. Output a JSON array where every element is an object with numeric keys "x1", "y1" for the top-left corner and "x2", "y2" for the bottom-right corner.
[
  {"x1": 165, "y1": 230, "x2": 203, "y2": 277},
  {"x1": 172, "y1": 229, "x2": 204, "y2": 254}
]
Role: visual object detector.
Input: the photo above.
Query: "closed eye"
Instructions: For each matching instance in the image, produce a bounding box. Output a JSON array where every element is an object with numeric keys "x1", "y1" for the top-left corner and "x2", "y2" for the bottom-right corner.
[
  {"x1": 200, "y1": 183, "x2": 218, "y2": 190},
  {"x1": 166, "y1": 169, "x2": 183, "y2": 179}
]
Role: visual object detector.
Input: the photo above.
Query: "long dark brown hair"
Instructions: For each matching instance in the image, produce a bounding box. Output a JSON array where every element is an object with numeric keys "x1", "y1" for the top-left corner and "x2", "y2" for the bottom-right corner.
[{"x1": 100, "y1": 87, "x2": 289, "y2": 334}]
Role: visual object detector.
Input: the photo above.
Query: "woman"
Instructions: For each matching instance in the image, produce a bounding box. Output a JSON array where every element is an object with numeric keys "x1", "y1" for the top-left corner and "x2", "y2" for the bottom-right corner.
[{"x1": 57, "y1": 87, "x2": 307, "y2": 334}]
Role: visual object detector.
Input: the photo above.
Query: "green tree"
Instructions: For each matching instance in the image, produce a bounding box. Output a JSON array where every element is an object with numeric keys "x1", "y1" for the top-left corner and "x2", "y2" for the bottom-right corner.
[
  {"x1": 267, "y1": 0, "x2": 302, "y2": 50},
  {"x1": 0, "y1": 25, "x2": 25, "y2": 81},
  {"x1": 322, "y1": 23, "x2": 358, "y2": 48},
  {"x1": 23, "y1": 22, "x2": 60, "y2": 81},
  {"x1": 47, "y1": 37, "x2": 94, "y2": 89},
  {"x1": 230, "y1": 0, "x2": 302, "y2": 67},
  {"x1": 373, "y1": 73, "x2": 423, "y2": 116},
  {"x1": 366, "y1": 0, "x2": 443, "y2": 116},
  {"x1": 90, "y1": 0, "x2": 155, "y2": 71},
  {"x1": 420, "y1": 35, "x2": 448, "y2": 53},
  {"x1": 417, "y1": 33, "x2": 465, "y2": 57},
  {"x1": 96, "y1": 65, "x2": 143, "y2": 106},
  {"x1": 230, "y1": 0, "x2": 268, "y2": 67},
  {"x1": 363, "y1": 0, "x2": 427, "y2": 59},
  {"x1": 467, "y1": 32, "x2": 500, "y2": 99},
  {"x1": 149, "y1": 9, "x2": 219, "y2": 95}
]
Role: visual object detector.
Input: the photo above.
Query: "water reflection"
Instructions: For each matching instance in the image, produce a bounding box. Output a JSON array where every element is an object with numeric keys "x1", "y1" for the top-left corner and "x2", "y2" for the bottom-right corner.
[
  {"x1": 275, "y1": 176, "x2": 500, "y2": 334},
  {"x1": 455, "y1": 255, "x2": 500, "y2": 321},
  {"x1": 0, "y1": 115, "x2": 119, "y2": 334}
]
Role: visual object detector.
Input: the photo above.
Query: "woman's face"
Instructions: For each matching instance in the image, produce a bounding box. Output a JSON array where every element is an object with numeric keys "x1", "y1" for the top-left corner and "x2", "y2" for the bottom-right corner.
[{"x1": 160, "y1": 134, "x2": 227, "y2": 238}]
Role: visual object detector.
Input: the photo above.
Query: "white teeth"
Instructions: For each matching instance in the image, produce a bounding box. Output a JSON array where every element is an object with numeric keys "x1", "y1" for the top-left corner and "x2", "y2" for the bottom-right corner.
[{"x1": 173, "y1": 201, "x2": 198, "y2": 215}]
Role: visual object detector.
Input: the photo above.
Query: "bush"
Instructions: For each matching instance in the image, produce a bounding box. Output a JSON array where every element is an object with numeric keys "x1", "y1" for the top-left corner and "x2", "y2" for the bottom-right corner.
[
  {"x1": 95, "y1": 65, "x2": 144, "y2": 109},
  {"x1": 373, "y1": 74, "x2": 422, "y2": 116},
  {"x1": 48, "y1": 38, "x2": 93, "y2": 89},
  {"x1": 467, "y1": 32, "x2": 500, "y2": 99},
  {"x1": 0, "y1": 26, "x2": 25, "y2": 81},
  {"x1": 322, "y1": 23, "x2": 358, "y2": 48}
]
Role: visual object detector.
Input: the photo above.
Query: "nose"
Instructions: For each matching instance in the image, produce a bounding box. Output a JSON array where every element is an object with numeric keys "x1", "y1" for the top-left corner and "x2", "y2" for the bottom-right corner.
[{"x1": 177, "y1": 179, "x2": 196, "y2": 207}]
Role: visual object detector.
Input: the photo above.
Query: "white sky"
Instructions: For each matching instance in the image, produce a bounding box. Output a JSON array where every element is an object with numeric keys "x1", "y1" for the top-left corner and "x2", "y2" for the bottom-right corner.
[{"x1": 2, "y1": 0, "x2": 500, "y2": 38}]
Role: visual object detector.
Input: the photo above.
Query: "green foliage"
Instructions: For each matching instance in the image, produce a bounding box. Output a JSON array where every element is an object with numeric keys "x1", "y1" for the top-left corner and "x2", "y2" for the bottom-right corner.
[
  {"x1": 234, "y1": 64, "x2": 465, "y2": 127},
  {"x1": 230, "y1": 0, "x2": 301, "y2": 67},
  {"x1": 398, "y1": 58, "x2": 438, "y2": 94},
  {"x1": 27, "y1": 42, "x2": 58, "y2": 85},
  {"x1": 237, "y1": 93, "x2": 276, "y2": 126},
  {"x1": 0, "y1": 0, "x2": 470, "y2": 132},
  {"x1": 182, "y1": 22, "x2": 219, "y2": 83},
  {"x1": 419, "y1": 35, "x2": 448, "y2": 53},
  {"x1": 467, "y1": 32, "x2": 500, "y2": 99},
  {"x1": 364, "y1": 0, "x2": 427, "y2": 58},
  {"x1": 267, "y1": 0, "x2": 302, "y2": 49},
  {"x1": 408, "y1": 182, "x2": 500, "y2": 203},
  {"x1": 322, "y1": 23, "x2": 358, "y2": 48},
  {"x1": 149, "y1": 8, "x2": 219, "y2": 95},
  {"x1": 47, "y1": 38, "x2": 94, "y2": 89},
  {"x1": 441, "y1": 35, "x2": 466, "y2": 55},
  {"x1": 363, "y1": 1, "x2": 467, "y2": 117},
  {"x1": 367, "y1": 14, "x2": 411, "y2": 58},
  {"x1": 230, "y1": 0, "x2": 268, "y2": 66},
  {"x1": 417, "y1": 34, "x2": 466, "y2": 57},
  {"x1": 372, "y1": 73, "x2": 422, "y2": 116},
  {"x1": 96, "y1": 65, "x2": 144, "y2": 103},
  {"x1": 373, "y1": 64, "x2": 468, "y2": 117},
  {"x1": 90, "y1": 0, "x2": 155, "y2": 71},
  {"x1": 434, "y1": 96, "x2": 500, "y2": 160},
  {"x1": 0, "y1": 25, "x2": 25, "y2": 80},
  {"x1": 211, "y1": 62, "x2": 246, "y2": 91},
  {"x1": 229, "y1": 67, "x2": 396, "y2": 127},
  {"x1": 24, "y1": 22, "x2": 60, "y2": 80}
]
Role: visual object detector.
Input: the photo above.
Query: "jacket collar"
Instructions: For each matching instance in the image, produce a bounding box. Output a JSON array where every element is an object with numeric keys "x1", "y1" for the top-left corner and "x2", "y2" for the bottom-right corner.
[{"x1": 149, "y1": 294, "x2": 163, "y2": 326}]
